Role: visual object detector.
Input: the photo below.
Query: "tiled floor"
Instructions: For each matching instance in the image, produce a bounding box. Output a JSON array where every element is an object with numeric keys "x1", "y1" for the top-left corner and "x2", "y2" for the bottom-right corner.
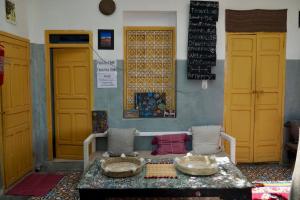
[
  {"x1": 237, "y1": 163, "x2": 293, "y2": 182},
  {"x1": 0, "y1": 162, "x2": 293, "y2": 200}
]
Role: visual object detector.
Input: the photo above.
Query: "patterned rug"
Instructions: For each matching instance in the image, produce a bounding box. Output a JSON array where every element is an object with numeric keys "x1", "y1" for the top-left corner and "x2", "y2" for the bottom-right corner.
[
  {"x1": 237, "y1": 163, "x2": 293, "y2": 182},
  {"x1": 25, "y1": 164, "x2": 292, "y2": 200},
  {"x1": 30, "y1": 172, "x2": 81, "y2": 200},
  {"x1": 238, "y1": 164, "x2": 292, "y2": 200}
]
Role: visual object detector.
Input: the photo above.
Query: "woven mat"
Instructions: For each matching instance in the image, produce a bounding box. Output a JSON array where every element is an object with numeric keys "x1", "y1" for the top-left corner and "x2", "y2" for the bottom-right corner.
[{"x1": 145, "y1": 164, "x2": 177, "y2": 179}]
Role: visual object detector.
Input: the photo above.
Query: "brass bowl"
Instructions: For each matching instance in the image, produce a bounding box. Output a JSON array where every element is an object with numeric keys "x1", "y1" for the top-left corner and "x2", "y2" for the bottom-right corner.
[
  {"x1": 101, "y1": 157, "x2": 144, "y2": 178},
  {"x1": 174, "y1": 155, "x2": 218, "y2": 176}
]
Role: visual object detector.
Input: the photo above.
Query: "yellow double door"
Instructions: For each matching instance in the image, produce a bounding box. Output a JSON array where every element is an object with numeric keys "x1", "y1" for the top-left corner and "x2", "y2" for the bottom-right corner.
[{"x1": 224, "y1": 33, "x2": 285, "y2": 163}]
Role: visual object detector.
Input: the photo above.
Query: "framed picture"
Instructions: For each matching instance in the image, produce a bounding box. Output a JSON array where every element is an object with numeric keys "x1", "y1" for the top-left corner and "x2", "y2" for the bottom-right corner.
[
  {"x1": 98, "y1": 29, "x2": 114, "y2": 50},
  {"x1": 92, "y1": 111, "x2": 108, "y2": 133},
  {"x1": 5, "y1": 0, "x2": 16, "y2": 24}
]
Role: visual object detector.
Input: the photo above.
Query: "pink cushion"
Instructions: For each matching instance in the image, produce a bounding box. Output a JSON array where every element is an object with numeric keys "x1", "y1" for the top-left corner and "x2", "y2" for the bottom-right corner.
[{"x1": 151, "y1": 134, "x2": 189, "y2": 155}]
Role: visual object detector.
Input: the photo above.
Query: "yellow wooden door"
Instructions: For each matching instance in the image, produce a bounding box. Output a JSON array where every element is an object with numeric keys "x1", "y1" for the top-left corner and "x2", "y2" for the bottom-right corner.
[
  {"x1": 53, "y1": 48, "x2": 91, "y2": 160},
  {"x1": 253, "y1": 33, "x2": 285, "y2": 162},
  {"x1": 224, "y1": 34, "x2": 256, "y2": 162},
  {"x1": 225, "y1": 33, "x2": 285, "y2": 163},
  {"x1": 0, "y1": 32, "x2": 33, "y2": 187}
]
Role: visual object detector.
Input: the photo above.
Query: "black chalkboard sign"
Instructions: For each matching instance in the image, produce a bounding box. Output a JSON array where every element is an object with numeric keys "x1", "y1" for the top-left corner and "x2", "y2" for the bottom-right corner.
[{"x1": 187, "y1": 1, "x2": 219, "y2": 80}]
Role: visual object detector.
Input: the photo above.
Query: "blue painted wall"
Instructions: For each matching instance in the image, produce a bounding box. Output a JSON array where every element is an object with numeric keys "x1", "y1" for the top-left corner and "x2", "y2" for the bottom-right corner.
[
  {"x1": 30, "y1": 44, "x2": 48, "y2": 167},
  {"x1": 94, "y1": 60, "x2": 224, "y2": 131},
  {"x1": 29, "y1": 44, "x2": 300, "y2": 164},
  {"x1": 282, "y1": 60, "x2": 300, "y2": 162},
  {"x1": 284, "y1": 60, "x2": 300, "y2": 121}
]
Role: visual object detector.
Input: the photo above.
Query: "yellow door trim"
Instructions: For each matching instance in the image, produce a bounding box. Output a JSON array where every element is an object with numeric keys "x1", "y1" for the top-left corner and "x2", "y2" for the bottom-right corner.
[
  {"x1": 0, "y1": 82, "x2": 3, "y2": 189},
  {"x1": 0, "y1": 31, "x2": 33, "y2": 188},
  {"x1": 280, "y1": 33, "x2": 286, "y2": 162},
  {"x1": 45, "y1": 30, "x2": 94, "y2": 160},
  {"x1": 0, "y1": 31, "x2": 29, "y2": 43}
]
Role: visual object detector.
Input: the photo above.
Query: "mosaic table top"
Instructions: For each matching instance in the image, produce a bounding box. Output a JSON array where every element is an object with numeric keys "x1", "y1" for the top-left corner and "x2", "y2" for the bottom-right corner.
[{"x1": 77, "y1": 157, "x2": 252, "y2": 190}]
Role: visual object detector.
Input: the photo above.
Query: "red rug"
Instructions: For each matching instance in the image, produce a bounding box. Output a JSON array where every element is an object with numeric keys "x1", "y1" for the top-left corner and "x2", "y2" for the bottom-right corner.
[
  {"x1": 6, "y1": 173, "x2": 64, "y2": 197},
  {"x1": 252, "y1": 181, "x2": 291, "y2": 200}
]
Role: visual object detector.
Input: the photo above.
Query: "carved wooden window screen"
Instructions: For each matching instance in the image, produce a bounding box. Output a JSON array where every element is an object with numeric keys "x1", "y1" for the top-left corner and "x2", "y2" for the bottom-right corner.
[{"x1": 124, "y1": 27, "x2": 176, "y2": 112}]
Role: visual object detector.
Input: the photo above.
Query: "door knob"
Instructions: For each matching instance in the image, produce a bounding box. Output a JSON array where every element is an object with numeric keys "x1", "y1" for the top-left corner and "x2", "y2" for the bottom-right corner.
[{"x1": 255, "y1": 90, "x2": 265, "y2": 99}]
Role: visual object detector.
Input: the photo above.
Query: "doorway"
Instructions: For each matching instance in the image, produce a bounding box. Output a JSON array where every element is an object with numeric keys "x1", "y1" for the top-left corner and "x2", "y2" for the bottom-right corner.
[
  {"x1": 224, "y1": 32, "x2": 286, "y2": 163},
  {"x1": 45, "y1": 31, "x2": 93, "y2": 160}
]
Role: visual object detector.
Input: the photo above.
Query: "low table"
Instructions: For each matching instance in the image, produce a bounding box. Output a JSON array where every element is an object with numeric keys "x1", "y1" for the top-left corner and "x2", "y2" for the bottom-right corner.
[{"x1": 78, "y1": 157, "x2": 252, "y2": 200}]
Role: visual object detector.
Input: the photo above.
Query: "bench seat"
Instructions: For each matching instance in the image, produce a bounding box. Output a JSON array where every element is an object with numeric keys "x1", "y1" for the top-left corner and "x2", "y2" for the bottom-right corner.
[{"x1": 84, "y1": 131, "x2": 236, "y2": 171}]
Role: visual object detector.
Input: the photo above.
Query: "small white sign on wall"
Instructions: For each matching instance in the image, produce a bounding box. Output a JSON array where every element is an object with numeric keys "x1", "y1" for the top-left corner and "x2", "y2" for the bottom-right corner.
[{"x1": 96, "y1": 59, "x2": 117, "y2": 88}]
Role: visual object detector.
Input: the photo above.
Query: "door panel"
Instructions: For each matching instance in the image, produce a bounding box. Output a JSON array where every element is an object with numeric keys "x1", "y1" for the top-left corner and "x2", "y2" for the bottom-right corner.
[
  {"x1": 0, "y1": 33, "x2": 33, "y2": 187},
  {"x1": 225, "y1": 34, "x2": 256, "y2": 162},
  {"x1": 259, "y1": 56, "x2": 280, "y2": 88},
  {"x1": 254, "y1": 33, "x2": 285, "y2": 162},
  {"x1": 74, "y1": 113, "x2": 90, "y2": 142},
  {"x1": 57, "y1": 113, "x2": 73, "y2": 141},
  {"x1": 56, "y1": 67, "x2": 72, "y2": 95},
  {"x1": 230, "y1": 110, "x2": 253, "y2": 162},
  {"x1": 53, "y1": 48, "x2": 91, "y2": 159},
  {"x1": 58, "y1": 99, "x2": 88, "y2": 109},
  {"x1": 231, "y1": 57, "x2": 253, "y2": 89},
  {"x1": 74, "y1": 66, "x2": 89, "y2": 95}
]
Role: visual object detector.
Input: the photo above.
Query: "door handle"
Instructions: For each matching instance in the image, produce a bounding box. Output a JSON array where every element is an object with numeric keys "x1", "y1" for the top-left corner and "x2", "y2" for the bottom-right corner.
[{"x1": 255, "y1": 90, "x2": 265, "y2": 99}]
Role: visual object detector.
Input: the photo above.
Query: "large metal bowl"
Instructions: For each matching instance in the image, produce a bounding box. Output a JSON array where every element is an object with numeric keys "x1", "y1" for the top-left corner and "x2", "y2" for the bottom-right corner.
[
  {"x1": 174, "y1": 155, "x2": 218, "y2": 176},
  {"x1": 100, "y1": 157, "x2": 144, "y2": 178}
]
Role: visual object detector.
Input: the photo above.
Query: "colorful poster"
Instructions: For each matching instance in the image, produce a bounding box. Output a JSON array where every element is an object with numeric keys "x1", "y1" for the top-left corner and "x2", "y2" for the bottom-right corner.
[{"x1": 135, "y1": 92, "x2": 166, "y2": 118}]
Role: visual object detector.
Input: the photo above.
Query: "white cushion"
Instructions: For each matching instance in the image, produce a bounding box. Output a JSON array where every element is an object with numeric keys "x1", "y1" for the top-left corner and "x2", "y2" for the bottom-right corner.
[
  {"x1": 191, "y1": 125, "x2": 221, "y2": 154},
  {"x1": 107, "y1": 128, "x2": 136, "y2": 155}
]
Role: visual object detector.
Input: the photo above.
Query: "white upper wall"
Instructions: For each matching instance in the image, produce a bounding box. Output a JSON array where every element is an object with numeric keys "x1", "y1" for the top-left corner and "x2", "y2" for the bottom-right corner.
[
  {"x1": 26, "y1": 0, "x2": 300, "y2": 60},
  {"x1": 0, "y1": 0, "x2": 29, "y2": 38},
  {"x1": 123, "y1": 11, "x2": 177, "y2": 27}
]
